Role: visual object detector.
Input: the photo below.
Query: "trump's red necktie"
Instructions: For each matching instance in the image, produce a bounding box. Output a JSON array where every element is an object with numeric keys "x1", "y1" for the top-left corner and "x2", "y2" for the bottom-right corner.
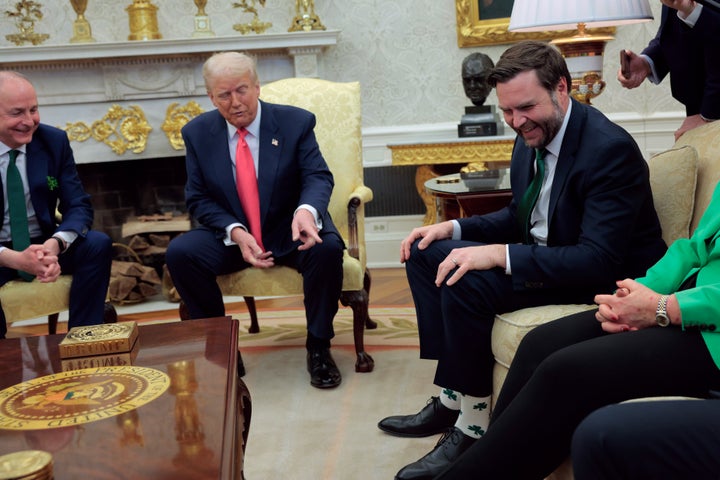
[{"x1": 235, "y1": 128, "x2": 264, "y2": 250}]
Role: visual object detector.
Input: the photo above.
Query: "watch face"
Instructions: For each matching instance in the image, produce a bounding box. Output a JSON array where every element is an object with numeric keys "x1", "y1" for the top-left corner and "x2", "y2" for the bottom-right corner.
[{"x1": 656, "y1": 314, "x2": 670, "y2": 327}]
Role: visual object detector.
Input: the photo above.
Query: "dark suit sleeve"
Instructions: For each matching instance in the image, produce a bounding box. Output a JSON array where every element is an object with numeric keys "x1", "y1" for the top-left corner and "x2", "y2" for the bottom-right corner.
[
  {"x1": 459, "y1": 104, "x2": 664, "y2": 292},
  {"x1": 507, "y1": 133, "x2": 660, "y2": 291},
  {"x1": 182, "y1": 119, "x2": 241, "y2": 235},
  {"x1": 695, "y1": 6, "x2": 720, "y2": 119},
  {"x1": 294, "y1": 113, "x2": 334, "y2": 217},
  {"x1": 30, "y1": 125, "x2": 93, "y2": 238}
]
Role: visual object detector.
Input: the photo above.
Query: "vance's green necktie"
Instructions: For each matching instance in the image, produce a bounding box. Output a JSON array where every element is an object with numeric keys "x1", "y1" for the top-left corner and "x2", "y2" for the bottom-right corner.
[
  {"x1": 517, "y1": 148, "x2": 546, "y2": 245},
  {"x1": 7, "y1": 149, "x2": 34, "y2": 281}
]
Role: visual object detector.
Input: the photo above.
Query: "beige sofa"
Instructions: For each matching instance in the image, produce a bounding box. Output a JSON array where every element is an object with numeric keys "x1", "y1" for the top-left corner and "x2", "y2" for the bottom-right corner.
[{"x1": 489, "y1": 119, "x2": 720, "y2": 479}]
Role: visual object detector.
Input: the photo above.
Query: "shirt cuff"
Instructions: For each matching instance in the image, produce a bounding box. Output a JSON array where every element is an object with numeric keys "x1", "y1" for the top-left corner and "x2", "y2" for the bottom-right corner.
[
  {"x1": 295, "y1": 204, "x2": 323, "y2": 230},
  {"x1": 54, "y1": 231, "x2": 78, "y2": 251},
  {"x1": 677, "y1": 3, "x2": 702, "y2": 26},
  {"x1": 505, "y1": 244, "x2": 512, "y2": 275},
  {"x1": 640, "y1": 54, "x2": 661, "y2": 84},
  {"x1": 451, "y1": 219, "x2": 461, "y2": 240},
  {"x1": 225, "y1": 223, "x2": 245, "y2": 246}
]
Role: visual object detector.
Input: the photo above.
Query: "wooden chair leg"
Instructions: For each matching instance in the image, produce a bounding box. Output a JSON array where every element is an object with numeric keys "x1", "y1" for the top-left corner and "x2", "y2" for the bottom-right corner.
[
  {"x1": 47, "y1": 313, "x2": 59, "y2": 335},
  {"x1": 244, "y1": 296, "x2": 260, "y2": 333},
  {"x1": 103, "y1": 302, "x2": 118, "y2": 324},
  {"x1": 47, "y1": 302, "x2": 116, "y2": 335},
  {"x1": 340, "y1": 287, "x2": 375, "y2": 373},
  {"x1": 363, "y1": 269, "x2": 378, "y2": 330}
]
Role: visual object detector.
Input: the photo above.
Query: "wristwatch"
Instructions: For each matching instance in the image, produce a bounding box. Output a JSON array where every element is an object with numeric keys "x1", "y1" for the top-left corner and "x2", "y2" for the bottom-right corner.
[{"x1": 656, "y1": 295, "x2": 670, "y2": 327}]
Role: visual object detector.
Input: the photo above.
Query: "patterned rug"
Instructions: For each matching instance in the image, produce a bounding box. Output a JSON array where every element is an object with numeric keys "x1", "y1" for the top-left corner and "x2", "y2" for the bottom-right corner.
[{"x1": 232, "y1": 305, "x2": 419, "y2": 348}]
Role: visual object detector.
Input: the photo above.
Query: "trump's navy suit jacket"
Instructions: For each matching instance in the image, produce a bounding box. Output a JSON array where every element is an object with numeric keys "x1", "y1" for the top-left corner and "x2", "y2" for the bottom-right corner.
[
  {"x1": 643, "y1": 5, "x2": 720, "y2": 119},
  {"x1": 0, "y1": 124, "x2": 93, "y2": 240},
  {"x1": 181, "y1": 100, "x2": 339, "y2": 257},
  {"x1": 457, "y1": 99, "x2": 667, "y2": 294}
]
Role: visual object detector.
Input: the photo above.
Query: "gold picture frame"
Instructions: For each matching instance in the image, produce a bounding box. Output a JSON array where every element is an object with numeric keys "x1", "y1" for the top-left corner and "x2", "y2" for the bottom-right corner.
[{"x1": 455, "y1": 0, "x2": 616, "y2": 48}]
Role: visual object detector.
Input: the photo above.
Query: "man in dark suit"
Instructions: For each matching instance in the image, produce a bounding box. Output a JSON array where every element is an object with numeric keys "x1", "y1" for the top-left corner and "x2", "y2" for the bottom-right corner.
[
  {"x1": 378, "y1": 41, "x2": 667, "y2": 480},
  {"x1": 166, "y1": 52, "x2": 344, "y2": 388},
  {"x1": 0, "y1": 71, "x2": 112, "y2": 339},
  {"x1": 619, "y1": 0, "x2": 719, "y2": 140}
]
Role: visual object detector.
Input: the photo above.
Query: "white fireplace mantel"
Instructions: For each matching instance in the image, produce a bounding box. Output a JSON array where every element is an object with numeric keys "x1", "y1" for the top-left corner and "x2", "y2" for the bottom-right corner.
[{"x1": 0, "y1": 30, "x2": 340, "y2": 164}]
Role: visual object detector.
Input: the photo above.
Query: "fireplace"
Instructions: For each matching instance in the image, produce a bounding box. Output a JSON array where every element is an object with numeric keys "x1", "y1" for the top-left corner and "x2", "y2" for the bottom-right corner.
[{"x1": 77, "y1": 157, "x2": 188, "y2": 242}]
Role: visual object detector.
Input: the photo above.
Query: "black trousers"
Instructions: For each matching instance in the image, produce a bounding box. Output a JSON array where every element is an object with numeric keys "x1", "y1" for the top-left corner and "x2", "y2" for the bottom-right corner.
[
  {"x1": 572, "y1": 398, "x2": 720, "y2": 479},
  {"x1": 166, "y1": 228, "x2": 344, "y2": 340},
  {"x1": 405, "y1": 239, "x2": 597, "y2": 397},
  {"x1": 0, "y1": 232, "x2": 112, "y2": 339},
  {"x1": 435, "y1": 310, "x2": 720, "y2": 479}
]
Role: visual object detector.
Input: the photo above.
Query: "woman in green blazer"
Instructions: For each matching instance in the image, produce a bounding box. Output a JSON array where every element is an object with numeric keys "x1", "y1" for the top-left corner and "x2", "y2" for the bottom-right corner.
[{"x1": 433, "y1": 183, "x2": 720, "y2": 479}]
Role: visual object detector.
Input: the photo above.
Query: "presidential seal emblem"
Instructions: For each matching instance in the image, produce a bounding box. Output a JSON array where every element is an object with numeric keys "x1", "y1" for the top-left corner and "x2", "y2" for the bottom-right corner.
[{"x1": 0, "y1": 366, "x2": 169, "y2": 430}]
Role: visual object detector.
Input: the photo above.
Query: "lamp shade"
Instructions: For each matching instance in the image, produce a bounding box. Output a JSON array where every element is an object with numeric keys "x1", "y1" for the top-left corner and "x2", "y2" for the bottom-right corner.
[{"x1": 508, "y1": 0, "x2": 653, "y2": 32}]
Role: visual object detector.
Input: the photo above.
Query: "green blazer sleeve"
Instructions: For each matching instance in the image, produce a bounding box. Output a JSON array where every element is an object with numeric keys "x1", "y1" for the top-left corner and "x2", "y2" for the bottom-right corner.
[{"x1": 637, "y1": 181, "x2": 720, "y2": 368}]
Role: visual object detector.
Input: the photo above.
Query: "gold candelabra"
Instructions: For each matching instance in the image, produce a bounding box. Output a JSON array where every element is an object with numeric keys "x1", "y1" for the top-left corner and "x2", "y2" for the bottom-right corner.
[
  {"x1": 232, "y1": 0, "x2": 271, "y2": 35},
  {"x1": 126, "y1": 0, "x2": 162, "y2": 41},
  {"x1": 4, "y1": 0, "x2": 50, "y2": 46},
  {"x1": 289, "y1": 0, "x2": 325, "y2": 32},
  {"x1": 69, "y1": 0, "x2": 95, "y2": 43}
]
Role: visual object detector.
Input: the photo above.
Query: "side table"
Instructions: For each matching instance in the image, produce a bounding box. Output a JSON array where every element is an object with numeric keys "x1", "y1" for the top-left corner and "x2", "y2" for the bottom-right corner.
[{"x1": 424, "y1": 170, "x2": 512, "y2": 223}]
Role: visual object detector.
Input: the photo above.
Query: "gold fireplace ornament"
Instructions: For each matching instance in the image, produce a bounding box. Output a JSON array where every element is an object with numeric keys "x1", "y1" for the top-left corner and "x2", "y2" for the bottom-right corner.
[
  {"x1": 192, "y1": 0, "x2": 215, "y2": 37},
  {"x1": 69, "y1": 0, "x2": 95, "y2": 43},
  {"x1": 289, "y1": 0, "x2": 325, "y2": 32},
  {"x1": 126, "y1": 0, "x2": 162, "y2": 41},
  {"x1": 232, "y1": 0, "x2": 272, "y2": 35},
  {"x1": 4, "y1": 0, "x2": 50, "y2": 46},
  {"x1": 63, "y1": 105, "x2": 152, "y2": 155}
]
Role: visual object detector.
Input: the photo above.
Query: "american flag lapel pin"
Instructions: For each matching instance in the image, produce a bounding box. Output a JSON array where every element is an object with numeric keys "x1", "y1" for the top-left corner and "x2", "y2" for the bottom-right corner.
[{"x1": 272, "y1": 138, "x2": 279, "y2": 146}]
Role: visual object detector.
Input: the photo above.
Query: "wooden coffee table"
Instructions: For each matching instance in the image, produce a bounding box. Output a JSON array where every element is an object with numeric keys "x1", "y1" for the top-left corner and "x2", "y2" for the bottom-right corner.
[{"x1": 0, "y1": 317, "x2": 250, "y2": 479}]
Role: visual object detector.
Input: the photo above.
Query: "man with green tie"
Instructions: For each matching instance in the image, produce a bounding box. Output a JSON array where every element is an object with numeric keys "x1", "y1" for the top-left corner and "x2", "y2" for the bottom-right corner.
[
  {"x1": 0, "y1": 71, "x2": 112, "y2": 339},
  {"x1": 379, "y1": 41, "x2": 668, "y2": 480}
]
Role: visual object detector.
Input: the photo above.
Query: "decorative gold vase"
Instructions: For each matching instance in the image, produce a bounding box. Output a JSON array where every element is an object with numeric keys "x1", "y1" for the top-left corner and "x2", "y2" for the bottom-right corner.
[
  {"x1": 126, "y1": 0, "x2": 162, "y2": 41},
  {"x1": 69, "y1": 0, "x2": 95, "y2": 43},
  {"x1": 191, "y1": 0, "x2": 214, "y2": 37}
]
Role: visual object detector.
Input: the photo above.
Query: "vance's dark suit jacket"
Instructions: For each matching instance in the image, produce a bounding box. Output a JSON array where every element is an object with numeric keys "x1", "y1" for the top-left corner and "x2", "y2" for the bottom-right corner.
[
  {"x1": 0, "y1": 124, "x2": 93, "y2": 239},
  {"x1": 457, "y1": 99, "x2": 667, "y2": 294},
  {"x1": 643, "y1": 5, "x2": 720, "y2": 119},
  {"x1": 181, "y1": 100, "x2": 338, "y2": 257}
]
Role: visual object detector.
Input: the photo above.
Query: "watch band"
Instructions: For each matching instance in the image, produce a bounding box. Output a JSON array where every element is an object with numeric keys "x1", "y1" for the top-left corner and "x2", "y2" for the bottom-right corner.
[
  {"x1": 656, "y1": 294, "x2": 670, "y2": 327},
  {"x1": 51, "y1": 236, "x2": 66, "y2": 254}
]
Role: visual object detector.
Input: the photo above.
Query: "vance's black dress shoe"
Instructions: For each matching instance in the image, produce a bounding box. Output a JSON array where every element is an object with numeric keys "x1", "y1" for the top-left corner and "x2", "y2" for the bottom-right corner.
[
  {"x1": 378, "y1": 396, "x2": 460, "y2": 437},
  {"x1": 307, "y1": 348, "x2": 342, "y2": 388},
  {"x1": 395, "y1": 427, "x2": 476, "y2": 480}
]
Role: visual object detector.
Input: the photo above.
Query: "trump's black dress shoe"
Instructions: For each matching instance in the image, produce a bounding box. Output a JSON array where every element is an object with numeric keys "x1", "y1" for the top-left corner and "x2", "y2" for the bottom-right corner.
[
  {"x1": 378, "y1": 396, "x2": 460, "y2": 437},
  {"x1": 307, "y1": 348, "x2": 341, "y2": 388},
  {"x1": 395, "y1": 427, "x2": 476, "y2": 480}
]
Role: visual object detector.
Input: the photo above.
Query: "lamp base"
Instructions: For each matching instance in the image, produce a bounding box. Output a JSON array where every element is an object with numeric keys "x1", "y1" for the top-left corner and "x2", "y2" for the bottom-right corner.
[{"x1": 552, "y1": 34, "x2": 613, "y2": 105}]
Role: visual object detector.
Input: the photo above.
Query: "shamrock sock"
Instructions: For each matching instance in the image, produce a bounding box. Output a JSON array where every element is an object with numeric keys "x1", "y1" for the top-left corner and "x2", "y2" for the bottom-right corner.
[
  {"x1": 455, "y1": 394, "x2": 491, "y2": 439},
  {"x1": 439, "y1": 387, "x2": 461, "y2": 410}
]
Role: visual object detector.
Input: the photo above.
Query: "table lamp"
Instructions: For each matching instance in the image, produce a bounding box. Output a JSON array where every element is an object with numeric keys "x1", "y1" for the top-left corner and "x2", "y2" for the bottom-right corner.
[{"x1": 508, "y1": 0, "x2": 653, "y2": 104}]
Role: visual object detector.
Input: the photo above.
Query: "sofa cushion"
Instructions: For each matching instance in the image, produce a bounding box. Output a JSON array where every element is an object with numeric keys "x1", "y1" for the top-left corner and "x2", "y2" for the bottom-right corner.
[
  {"x1": 648, "y1": 145, "x2": 698, "y2": 245},
  {"x1": 492, "y1": 304, "x2": 597, "y2": 369}
]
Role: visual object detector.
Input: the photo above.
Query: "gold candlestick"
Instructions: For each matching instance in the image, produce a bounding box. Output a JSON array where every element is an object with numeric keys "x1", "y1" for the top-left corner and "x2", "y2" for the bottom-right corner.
[
  {"x1": 126, "y1": 0, "x2": 162, "y2": 41},
  {"x1": 4, "y1": 0, "x2": 50, "y2": 46},
  {"x1": 192, "y1": 0, "x2": 215, "y2": 37},
  {"x1": 232, "y1": 0, "x2": 271, "y2": 35},
  {"x1": 289, "y1": 0, "x2": 326, "y2": 32},
  {"x1": 69, "y1": 0, "x2": 95, "y2": 43}
]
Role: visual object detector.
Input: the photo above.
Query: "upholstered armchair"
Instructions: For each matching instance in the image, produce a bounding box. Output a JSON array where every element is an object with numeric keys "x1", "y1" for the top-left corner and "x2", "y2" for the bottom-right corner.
[
  {"x1": 178, "y1": 78, "x2": 377, "y2": 372},
  {"x1": 0, "y1": 277, "x2": 117, "y2": 334}
]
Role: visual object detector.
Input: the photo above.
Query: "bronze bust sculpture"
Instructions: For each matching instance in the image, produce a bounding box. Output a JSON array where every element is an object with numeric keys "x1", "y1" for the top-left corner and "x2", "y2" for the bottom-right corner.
[{"x1": 462, "y1": 52, "x2": 495, "y2": 107}]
